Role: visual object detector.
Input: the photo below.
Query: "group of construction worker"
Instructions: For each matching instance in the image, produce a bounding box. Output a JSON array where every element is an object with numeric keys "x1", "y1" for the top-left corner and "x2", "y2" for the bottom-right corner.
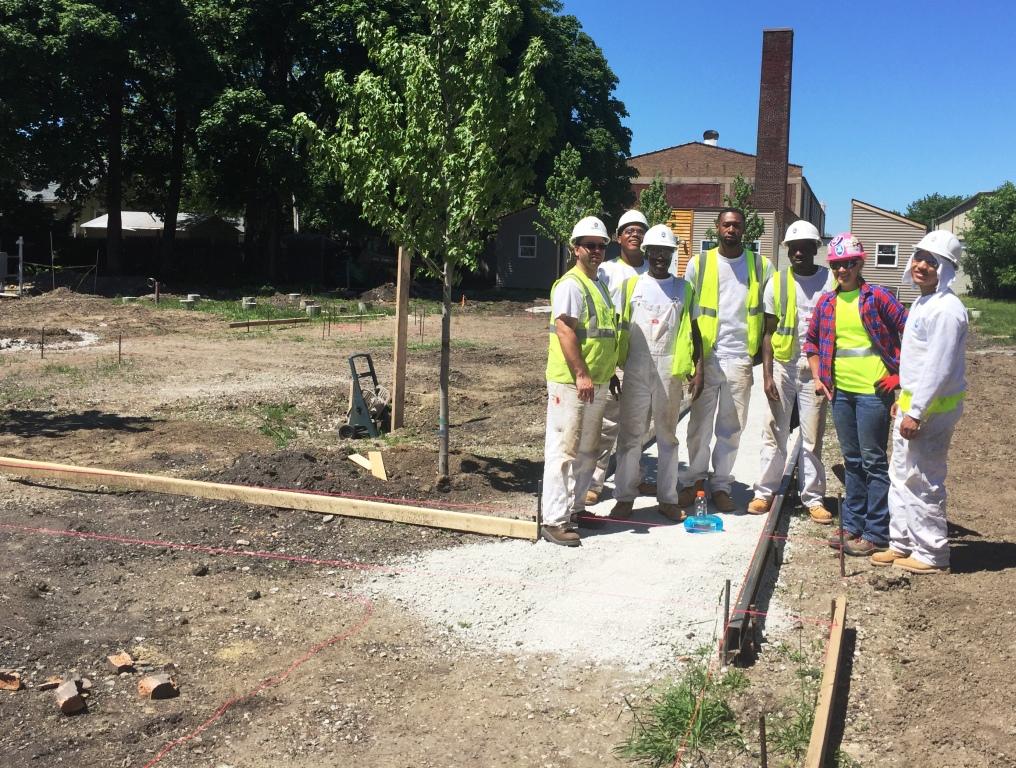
[{"x1": 541, "y1": 207, "x2": 967, "y2": 576}]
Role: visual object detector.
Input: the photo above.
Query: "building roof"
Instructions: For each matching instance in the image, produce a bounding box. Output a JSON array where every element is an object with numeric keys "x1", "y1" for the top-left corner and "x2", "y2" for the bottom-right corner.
[
  {"x1": 79, "y1": 212, "x2": 242, "y2": 233},
  {"x1": 629, "y1": 141, "x2": 804, "y2": 170},
  {"x1": 851, "y1": 199, "x2": 926, "y2": 230},
  {"x1": 931, "y1": 191, "x2": 994, "y2": 227}
]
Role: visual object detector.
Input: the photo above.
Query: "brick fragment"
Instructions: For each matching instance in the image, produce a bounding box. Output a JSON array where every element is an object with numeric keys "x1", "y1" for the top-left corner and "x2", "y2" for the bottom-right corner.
[
  {"x1": 137, "y1": 673, "x2": 178, "y2": 700},
  {"x1": 55, "y1": 680, "x2": 85, "y2": 714},
  {"x1": 0, "y1": 671, "x2": 22, "y2": 691},
  {"x1": 38, "y1": 676, "x2": 62, "y2": 691},
  {"x1": 108, "y1": 651, "x2": 135, "y2": 673}
]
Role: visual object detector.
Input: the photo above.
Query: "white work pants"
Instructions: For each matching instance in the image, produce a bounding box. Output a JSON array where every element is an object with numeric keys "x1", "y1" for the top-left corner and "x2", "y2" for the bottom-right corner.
[
  {"x1": 540, "y1": 381, "x2": 608, "y2": 526},
  {"x1": 685, "y1": 356, "x2": 753, "y2": 494},
  {"x1": 590, "y1": 374, "x2": 621, "y2": 493},
  {"x1": 753, "y1": 358, "x2": 827, "y2": 508},
  {"x1": 888, "y1": 406, "x2": 961, "y2": 567}
]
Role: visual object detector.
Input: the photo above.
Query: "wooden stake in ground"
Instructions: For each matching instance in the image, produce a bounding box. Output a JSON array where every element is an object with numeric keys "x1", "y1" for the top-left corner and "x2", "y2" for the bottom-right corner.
[
  {"x1": 805, "y1": 594, "x2": 848, "y2": 767},
  {"x1": 392, "y1": 245, "x2": 411, "y2": 429},
  {"x1": 368, "y1": 450, "x2": 388, "y2": 481},
  {"x1": 0, "y1": 456, "x2": 537, "y2": 540}
]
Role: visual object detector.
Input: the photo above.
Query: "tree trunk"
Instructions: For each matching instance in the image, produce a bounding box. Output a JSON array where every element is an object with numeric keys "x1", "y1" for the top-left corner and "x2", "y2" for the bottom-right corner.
[
  {"x1": 105, "y1": 78, "x2": 125, "y2": 275},
  {"x1": 159, "y1": 103, "x2": 186, "y2": 274},
  {"x1": 437, "y1": 258, "x2": 453, "y2": 481}
]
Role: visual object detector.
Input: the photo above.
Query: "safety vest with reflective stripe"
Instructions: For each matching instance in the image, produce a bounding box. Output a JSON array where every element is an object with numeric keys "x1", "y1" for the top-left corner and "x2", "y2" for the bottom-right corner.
[
  {"x1": 770, "y1": 267, "x2": 832, "y2": 362},
  {"x1": 692, "y1": 248, "x2": 764, "y2": 358},
  {"x1": 898, "y1": 389, "x2": 965, "y2": 416},
  {"x1": 615, "y1": 276, "x2": 696, "y2": 376},
  {"x1": 546, "y1": 266, "x2": 618, "y2": 385}
]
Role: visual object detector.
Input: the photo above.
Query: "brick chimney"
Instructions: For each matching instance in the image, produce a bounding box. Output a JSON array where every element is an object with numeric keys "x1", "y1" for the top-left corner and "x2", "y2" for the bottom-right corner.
[{"x1": 754, "y1": 29, "x2": 793, "y2": 254}]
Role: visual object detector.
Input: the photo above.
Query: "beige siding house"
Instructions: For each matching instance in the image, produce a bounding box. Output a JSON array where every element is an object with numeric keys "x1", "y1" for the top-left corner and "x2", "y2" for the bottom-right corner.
[
  {"x1": 931, "y1": 192, "x2": 993, "y2": 295},
  {"x1": 850, "y1": 199, "x2": 926, "y2": 304}
]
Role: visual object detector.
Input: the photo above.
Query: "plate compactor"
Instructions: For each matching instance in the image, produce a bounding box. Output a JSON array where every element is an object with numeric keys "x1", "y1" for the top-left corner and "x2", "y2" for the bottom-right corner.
[{"x1": 338, "y1": 354, "x2": 391, "y2": 439}]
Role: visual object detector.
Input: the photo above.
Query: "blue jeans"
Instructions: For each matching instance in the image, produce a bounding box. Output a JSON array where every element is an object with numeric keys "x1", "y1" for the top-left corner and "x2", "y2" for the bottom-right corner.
[{"x1": 831, "y1": 389, "x2": 893, "y2": 545}]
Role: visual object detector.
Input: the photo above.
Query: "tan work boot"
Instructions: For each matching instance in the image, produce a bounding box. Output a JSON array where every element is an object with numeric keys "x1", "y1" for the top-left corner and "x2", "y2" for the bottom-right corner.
[
  {"x1": 540, "y1": 524, "x2": 580, "y2": 547},
  {"x1": 711, "y1": 490, "x2": 737, "y2": 513},
  {"x1": 585, "y1": 489, "x2": 600, "y2": 506},
  {"x1": 677, "y1": 480, "x2": 704, "y2": 508},
  {"x1": 610, "y1": 501, "x2": 634, "y2": 520},
  {"x1": 747, "y1": 497, "x2": 770, "y2": 515},
  {"x1": 808, "y1": 504, "x2": 834, "y2": 525},
  {"x1": 893, "y1": 556, "x2": 949, "y2": 575},
  {"x1": 658, "y1": 503, "x2": 685, "y2": 522},
  {"x1": 870, "y1": 548, "x2": 908, "y2": 567}
]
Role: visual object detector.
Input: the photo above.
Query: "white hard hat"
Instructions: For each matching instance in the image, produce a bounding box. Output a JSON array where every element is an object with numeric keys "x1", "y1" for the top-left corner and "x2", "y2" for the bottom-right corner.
[
  {"x1": 569, "y1": 216, "x2": 610, "y2": 246},
  {"x1": 615, "y1": 209, "x2": 649, "y2": 236},
  {"x1": 782, "y1": 219, "x2": 822, "y2": 245},
  {"x1": 640, "y1": 224, "x2": 678, "y2": 252},
  {"x1": 914, "y1": 229, "x2": 962, "y2": 266}
]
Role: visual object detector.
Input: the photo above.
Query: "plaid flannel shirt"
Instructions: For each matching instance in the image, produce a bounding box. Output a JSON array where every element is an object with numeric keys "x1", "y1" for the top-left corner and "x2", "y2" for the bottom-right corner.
[{"x1": 804, "y1": 280, "x2": 908, "y2": 390}]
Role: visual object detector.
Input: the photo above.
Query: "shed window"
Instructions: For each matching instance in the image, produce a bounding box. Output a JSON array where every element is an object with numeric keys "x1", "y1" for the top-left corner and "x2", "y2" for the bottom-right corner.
[
  {"x1": 518, "y1": 234, "x2": 537, "y2": 259},
  {"x1": 875, "y1": 243, "x2": 898, "y2": 267}
]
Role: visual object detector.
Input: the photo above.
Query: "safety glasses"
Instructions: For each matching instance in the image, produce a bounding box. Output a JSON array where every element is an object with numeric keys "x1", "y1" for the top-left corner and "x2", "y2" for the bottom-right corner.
[{"x1": 831, "y1": 259, "x2": 860, "y2": 271}]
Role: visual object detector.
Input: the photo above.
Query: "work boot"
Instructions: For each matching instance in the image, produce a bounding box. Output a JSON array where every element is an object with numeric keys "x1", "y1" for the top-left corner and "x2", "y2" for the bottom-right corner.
[
  {"x1": 808, "y1": 504, "x2": 834, "y2": 525},
  {"x1": 677, "y1": 480, "x2": 704, "y2": 508},
  {"x1": 711, "y1": 490, "x2": 737, "y2": 513},
  {"x1": 827, "y1": 528, "x2": 860, "y2": 550},
  {"x1": 540, "y1": 524, "x2": 580, "y2": 547},
  {"x1": 747, "y1": 497, "x2": 770, "y2": 515},
  {"x1": 843, "y1": 538, "x2": 888, "y2": 557},
  {"x1": 637, "y1": 481, "x2": 658, "y2": 496},
  {"x1": 870, "y1": 548, "x2": 908, "y2": 567},
  {"x1": 585, "y1": 489, "x2": 600, "y2": 506},
  {"x1": 893, "y1": 556, "x2": 949, "y2": 575},
  {"x1": 658, "y1": 503, "x2": 685, "y2": 522},
  {"x1": 610, "y1": 501, "x2": 634, "y2": 520}
]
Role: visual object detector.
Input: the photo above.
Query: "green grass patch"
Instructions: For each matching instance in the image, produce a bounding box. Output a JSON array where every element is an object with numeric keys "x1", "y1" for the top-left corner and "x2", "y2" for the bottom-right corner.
[
  {"x1": 616, "y1": 654, "x2": 748, "y2": 766},
  {"x1": 143, "y1": 295, "x2": 394, "y2": 324},
  {"x1": 408, "y1": 339, "x2": 480, "y2": 352},
  {"x1": 0, "y1": 375, "x2": 48, "y2": 407},
  {"x1": 42, "y1": 359, "x2": 139, "y2": 384},
  {"x1": 257, "y1": 402, "x2": 307, "y2": 448},
  {"x1": 962, "y1": 296, "x2": 1016, "y2": 344}
]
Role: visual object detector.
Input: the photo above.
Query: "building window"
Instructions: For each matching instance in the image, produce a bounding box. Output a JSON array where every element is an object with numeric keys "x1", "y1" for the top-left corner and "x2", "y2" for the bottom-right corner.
[
  {"x1": 700, "y1": 239, "x2": 717, "y2": 254},
  {"x1": 518, "y1": 234, "x2": 537, "y2": 259},
  {"x1": 750, "y1": 240, "x2": 762, "y2": 255},
  {"x1": 875, "y1": 243, "x2": 898, "y2": 267}
]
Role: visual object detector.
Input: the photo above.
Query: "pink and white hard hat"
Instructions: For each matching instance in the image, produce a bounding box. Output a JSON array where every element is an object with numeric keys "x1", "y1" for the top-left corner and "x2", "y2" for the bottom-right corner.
[{"x1": 827, "y1": 232, "x2": 867, "y2": 262}]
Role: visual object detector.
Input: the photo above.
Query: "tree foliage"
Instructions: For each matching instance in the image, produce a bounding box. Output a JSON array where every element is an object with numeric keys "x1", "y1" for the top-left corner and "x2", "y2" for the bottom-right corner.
[
  {"x1": 962, "y1": 182, "x2": 1016, "y2": 298},
  {"x1": 904, "y1": 192, "x2": 966, "y2": 229},
  {"x1": 704, "y1": 174, "x2": 765, "y2": 246},
  {"x1": 637, "y1": 175, "x2": 671, "y2": 227},
  {"x1": 535, "y1": 143, "x2": 602, "y2": 247}
]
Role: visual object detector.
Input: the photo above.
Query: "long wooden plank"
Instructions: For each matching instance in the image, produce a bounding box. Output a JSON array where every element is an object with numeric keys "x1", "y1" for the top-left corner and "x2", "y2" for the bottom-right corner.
[
  {"x1": 347, "y1": 453, "x2": 372, "y2": 470},
  {"x1": 368, "y1": 450, "x2": 388, "y2": 481},
  {"x1": 228, "y1": 317, "x2": 310, "y2": 329},
  {"x1": 805, "y1": 594, "x2": 849, "y2": 768},
  {"x1": 391, "y1": 245, "x2": 411, "y2": 429},
  {"x1": 0, "y1": 456, "x2": 537, "y2": 540}
]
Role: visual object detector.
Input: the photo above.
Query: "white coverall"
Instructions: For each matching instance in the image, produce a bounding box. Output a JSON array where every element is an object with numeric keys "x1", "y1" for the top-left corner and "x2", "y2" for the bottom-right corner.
[
  {"x1": 684, "y1": 252, "x2": 773, "y2": 494},
  {"x1": 888, "y1": 257, "x2": 967, "y2": 567},
  {"x1": 614, "y1": 274, "x2": 688, "y2": 504},
  {"x1": 753, "y1": 268, "x2": 833, "y2": 508},
  {"x1": 590, "y1": 257, "x2": 649, "y2": 494}
]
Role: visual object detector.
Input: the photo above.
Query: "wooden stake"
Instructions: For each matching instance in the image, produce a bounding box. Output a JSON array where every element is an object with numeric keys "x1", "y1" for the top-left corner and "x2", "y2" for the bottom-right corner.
[
  {"x1": 392, "y1": 245, "x2": 411, "y2": 429},
  {"x1": 805, "y1": 595, "x2": 848, "y2": 768},
  {"x1": 0, "y1": 456, "x2": 537, "y2": 540},
  {"x1": 368, "y1": 450, "x2": 388, "y2": 481}
]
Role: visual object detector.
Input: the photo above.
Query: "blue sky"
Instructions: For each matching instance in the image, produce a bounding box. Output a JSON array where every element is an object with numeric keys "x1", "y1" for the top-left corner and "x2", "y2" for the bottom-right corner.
[{"x1": 561, "y1": 0, "x2": 1015, "y2": 234}]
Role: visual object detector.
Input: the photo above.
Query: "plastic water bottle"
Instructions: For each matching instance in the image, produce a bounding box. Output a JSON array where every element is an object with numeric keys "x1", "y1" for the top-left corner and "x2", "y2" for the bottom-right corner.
[
  {"x1": 694, "y1": 490, "x2": 708, "y2": 518},
  {"x1": 684, "y1": 489, "x2": 724, "y2": 534}
]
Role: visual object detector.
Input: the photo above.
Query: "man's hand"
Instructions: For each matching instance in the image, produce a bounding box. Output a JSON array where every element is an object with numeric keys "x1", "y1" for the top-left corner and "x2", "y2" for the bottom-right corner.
[
  {"x1": 890, "y1": 401, "x2": 898, "y2": 419},
  {"x1": 575, "y1": 371, "x2": 595, "y2": 403},
  {"x1": 763, "y1": 375, "x2": 780, "y2": 402},
  {"x1": 687, "y1": 367, "x2": 704, "y2": 402},
  {"x1": 815, "y1": 380, "x2": 834, "y2": 402},
  {"x1": 899, "y1": 414, "x2": 921, "y2": 439},
  {"x1": 609, "y1": 374, "x2": 621, "y2": 400}
]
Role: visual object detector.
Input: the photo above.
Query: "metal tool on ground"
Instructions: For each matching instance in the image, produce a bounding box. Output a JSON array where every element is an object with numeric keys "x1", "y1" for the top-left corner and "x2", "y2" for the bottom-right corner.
[
  {"x1": 338, "y1": 354, "x2": 391, "y2": 439},
  {"x1": 684, "y1": 489, "x2": 723, "y2": 533}
]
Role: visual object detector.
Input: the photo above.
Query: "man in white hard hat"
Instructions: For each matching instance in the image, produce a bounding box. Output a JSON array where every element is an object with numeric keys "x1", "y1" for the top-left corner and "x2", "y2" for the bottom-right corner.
[
  {"x1": 540, "y1": 216, "x2": 619, "y2": 547},
  {"x1": 678, "y1": 208, "x2": 773, "y2": 512},
  {"x1": 585, "y1": 209, "x2": 650, "y2": 505},
  {"x1": 610, "y1": 224, "x2": 703, "y2": 521},
  {"x1": 872, "y1": 230, "x2": 967, "y2": 574},
  {"x1": 748, "y1": 220, "x2": 835, "y2": 521}
]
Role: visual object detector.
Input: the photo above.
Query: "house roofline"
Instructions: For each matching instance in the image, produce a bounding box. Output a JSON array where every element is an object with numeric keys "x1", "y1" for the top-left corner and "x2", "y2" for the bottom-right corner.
[
  {"x1": 851, "y1": 199, "x2": 926, "y2": 229},
  {"x1": 931, "y1": 191, "x2": 994, "y2": 226},
  {"x1": 629, "y1": 141, "x2": 803, "y2": 170}
]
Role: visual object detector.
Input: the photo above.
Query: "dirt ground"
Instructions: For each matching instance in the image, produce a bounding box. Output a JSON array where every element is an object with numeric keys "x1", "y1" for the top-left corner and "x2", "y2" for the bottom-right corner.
[{"x1": 2, "y1": 289, "x2": 1014, "y2": 767}]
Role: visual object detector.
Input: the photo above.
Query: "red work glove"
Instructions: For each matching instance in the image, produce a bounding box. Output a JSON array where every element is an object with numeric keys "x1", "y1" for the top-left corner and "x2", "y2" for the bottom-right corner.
[{"x1": 877, "y1": 373, "x2": 900, "y2": 393}]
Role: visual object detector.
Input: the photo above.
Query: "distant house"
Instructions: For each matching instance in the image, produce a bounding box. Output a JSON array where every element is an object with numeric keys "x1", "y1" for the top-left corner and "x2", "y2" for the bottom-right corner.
[
  {"x1": 931, "y1": 191, "x2": 993, "y2": 295},
  {"x1": 484, "y1": 205, "x2": 568, "y2": 291},
  {"x1": 849, "y1": 199, "x2": 927, "y2": 304},
  {"x1": 78, "y1": 212, "x2": 243, "y2": 242}
]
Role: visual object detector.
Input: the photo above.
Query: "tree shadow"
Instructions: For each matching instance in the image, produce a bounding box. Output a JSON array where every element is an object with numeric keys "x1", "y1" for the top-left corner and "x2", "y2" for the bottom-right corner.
[
  {"x1": 951, "y1": 539, "x2": 1016, "y2": 574},
  {"x1": 0, "y1": 409, "x2": 158, "y2": 438},
  {"x1": 460, "y1": 455, "x2": 541, "y2": 495}
]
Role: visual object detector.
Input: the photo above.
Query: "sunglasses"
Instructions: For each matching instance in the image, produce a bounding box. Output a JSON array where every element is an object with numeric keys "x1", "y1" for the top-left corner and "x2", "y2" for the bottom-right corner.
[
  {"x1": 620, "y1": 227, "x2": 646, "y2": 237},
  {"x1": 831, "y1": 259, "x2": 860, "y2": 270},
  {"x1": 913, "y1": 252, "x2": 939, "y2": 268},
  {"x1": 576, "y1": 241, "x2": 607, "y2": 251}
]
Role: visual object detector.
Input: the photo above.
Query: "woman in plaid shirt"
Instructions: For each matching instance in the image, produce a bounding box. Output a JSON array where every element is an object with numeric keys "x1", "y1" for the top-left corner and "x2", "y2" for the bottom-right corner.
[{"x1": 804, "y1": 233, "x2": 908, "y2": 557}]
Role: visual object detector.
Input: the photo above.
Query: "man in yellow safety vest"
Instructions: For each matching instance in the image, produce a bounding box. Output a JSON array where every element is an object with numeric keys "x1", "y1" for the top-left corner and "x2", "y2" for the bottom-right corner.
[
  {"x1": 540, "y1": 216, "x2": 619, "y2": 547},
  {"x1": 748, "y1": 220, "x2": 835, "y2": 520},
  {"x1": 678, "y1": 208, "x2": 773, "y2": 512}
]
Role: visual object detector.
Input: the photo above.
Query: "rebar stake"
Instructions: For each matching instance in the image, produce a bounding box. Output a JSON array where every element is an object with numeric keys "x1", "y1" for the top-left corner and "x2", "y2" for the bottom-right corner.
[
  {"x1": 40, "y1": 328, "x2": 45, "y2": 359},
  {"x1": 838, "y1": 493, "x2": 846, "y2": 577},
  {"x1": 118, "y1": 332, "x2": 122, "y2": 365},
  {"x1": 722, "y1": 578, "x2": 731, "y2": 662},
  {"x1": 759, "y1": 713, "x2": 768, "y2": 768}
]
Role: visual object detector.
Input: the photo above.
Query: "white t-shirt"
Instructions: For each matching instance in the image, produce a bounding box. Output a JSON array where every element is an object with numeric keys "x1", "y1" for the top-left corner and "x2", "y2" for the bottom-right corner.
[
  {"x1": 685, "y1": 251, "x2": 773, "y2": 361},
  {"x1": 763, "y1": 267, "x2": 834, "y2": 360},
  {"x1": 598, "y1": 256, "x2": 648, "y2": 307},
  {"x1": 551, "y1": 273, "x2": 613, "y2": 323}
]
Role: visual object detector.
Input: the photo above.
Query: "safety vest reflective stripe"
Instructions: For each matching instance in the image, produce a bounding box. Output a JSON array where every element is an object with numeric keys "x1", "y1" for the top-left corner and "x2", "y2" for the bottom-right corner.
[
  {"x1": 898, "y1": 389, "x2": 966, "y2": 415},
  {"x1": 694, "y1": 248, "x2": 763, "y2": 357},
  {"x1": 545, "y1": 267, "x2": 618, "y2": 385},
  {"x1": 771, "y1": 268, "x2": 796, "y2": 361},
  {"x1": 546, "y1": 274, "x2": 602, "y2": 335},
  {"x1": 836, "y1": 346, "x2": 877, "y2": 357},
  {"x1": 699, "y1": 307, "x2": 718, "y2": 317}
]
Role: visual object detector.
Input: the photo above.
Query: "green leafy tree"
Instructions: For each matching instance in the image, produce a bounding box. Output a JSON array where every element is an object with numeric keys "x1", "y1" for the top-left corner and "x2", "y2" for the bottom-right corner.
[
  {"x1": 904, "y1": 192, "x2": 966, "y2": 229},
  {"x1": 637, "y1": 175, "x2": 671, "y2": 227},
  {"x1": 297, "y1": 0, "x2": 551, "y2": 479},
  {"x1": 535, "y1": 143, "x2": 602, "y2": 273},
  {"x1": 704, "y1": 173, "x2": 765, "y2": 246},
  {"x1": 963, "y1": 182, "x2": 1016, "y2": 298}
]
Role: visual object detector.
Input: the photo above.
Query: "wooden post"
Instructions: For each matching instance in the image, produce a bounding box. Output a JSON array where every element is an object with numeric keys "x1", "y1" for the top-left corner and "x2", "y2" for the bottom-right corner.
[
  {"x1": 805, "y1": 595, "x2": 848, "y2": 768},
  {"x1": 391, "y1": 246, "x2": 411, "y2": 429}
]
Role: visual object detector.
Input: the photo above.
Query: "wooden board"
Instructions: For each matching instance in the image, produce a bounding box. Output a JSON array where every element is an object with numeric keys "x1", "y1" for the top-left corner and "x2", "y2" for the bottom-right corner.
[
  {"x1": 227, "y1": 317, "x2": 310, "y2": 329},
  {"x1": 805, "y1": 594, "x2": 849, "y2": 768},
  {"x1": 347, "y1": 453, "x2": 372, "y2": 470},
  {"x1": 0, "y1": 456, "x2": 537, "y2": 540},
  {"x1": 391, "y1": 245, "x2": 411, "y2": 429},
  {"x1": 368, "y1": 450, "x2": 388, "y2": 481}
]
